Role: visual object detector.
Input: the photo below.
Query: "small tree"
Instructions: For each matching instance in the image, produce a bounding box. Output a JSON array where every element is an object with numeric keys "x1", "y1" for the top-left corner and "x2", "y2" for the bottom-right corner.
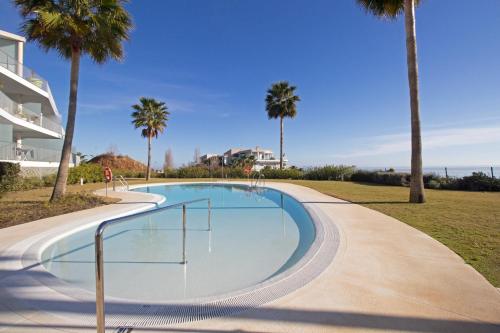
[
  {"x1": 193, "y1": 147, "x2": 201, "y2": 165},
  {"x1": 131, "y1": 98, "x2": 169, "y2": 181},
  {"x1": 164, "y1": 148, "x2": 174, "y2": 170},
  {"x1": 265, "y1": 81, "x2": 300, "y2": 169}
]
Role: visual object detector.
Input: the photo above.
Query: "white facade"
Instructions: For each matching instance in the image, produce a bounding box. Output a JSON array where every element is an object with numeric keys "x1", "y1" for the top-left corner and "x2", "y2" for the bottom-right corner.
[
  {"x1": 0, "y1": 30, "x2": 72, "y2": 175},
  {"x1": 224, "y1": 146, "x2": 288, "y2": 171}
]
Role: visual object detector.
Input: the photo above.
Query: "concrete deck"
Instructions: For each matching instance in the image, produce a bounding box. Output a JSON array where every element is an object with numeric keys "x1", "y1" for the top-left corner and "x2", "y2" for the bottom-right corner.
[{"x1": 0, "y1": 182, "x2": 499, "y2": 332}]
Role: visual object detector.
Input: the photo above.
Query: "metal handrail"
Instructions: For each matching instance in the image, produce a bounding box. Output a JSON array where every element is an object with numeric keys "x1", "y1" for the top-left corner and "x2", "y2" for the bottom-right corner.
[
  {"x1": 95, "y1": 198, "x2": 212, "y2": 333},
  {"x1": 0, "y1": 48, "x2": 50, "y2": 92},
  {"x1": 113, "y1": 175, "x2": 129, "y2": 191},
  {"x1": 0, "y1": 90, "x2": 63, "y2": 135},
  {"x1": 258, "y1": 173, "x2": 266, "y2": 187},
  {"x1": 251, "y1": 173, "x2": 265, "y2": 187},
  {"x1": 118, "y1": 175, "x2": 129, "y2": 190}
]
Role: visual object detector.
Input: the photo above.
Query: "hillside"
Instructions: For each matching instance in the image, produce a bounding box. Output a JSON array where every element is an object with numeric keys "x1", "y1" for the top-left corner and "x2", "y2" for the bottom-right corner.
[{"x1": 88, "y1": 153, "x2": 146, "y2": 172}]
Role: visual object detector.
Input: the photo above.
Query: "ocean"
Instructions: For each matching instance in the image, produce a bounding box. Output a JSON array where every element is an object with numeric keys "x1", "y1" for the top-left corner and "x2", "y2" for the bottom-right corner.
[{"x1": 363, "y1": 166, "x2": 499, "y2": 178}]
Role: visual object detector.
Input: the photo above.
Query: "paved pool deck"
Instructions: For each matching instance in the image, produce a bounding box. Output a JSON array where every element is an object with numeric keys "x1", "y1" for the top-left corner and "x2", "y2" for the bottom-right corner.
[{"x1": 0, "y1": 181, "x2": 499, "y2": 332}]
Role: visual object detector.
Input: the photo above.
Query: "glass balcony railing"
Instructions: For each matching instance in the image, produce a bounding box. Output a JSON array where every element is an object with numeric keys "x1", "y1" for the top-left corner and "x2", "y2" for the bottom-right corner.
[
  {"x1": 0, "y1": 48, "x2": 50, "y2": 93},
  {"x1": 0, "y1": 141, "x2": 62, "y2": 163},
  {"x1": 0, "y1": 90, "x2": 63, "y2": 135}
]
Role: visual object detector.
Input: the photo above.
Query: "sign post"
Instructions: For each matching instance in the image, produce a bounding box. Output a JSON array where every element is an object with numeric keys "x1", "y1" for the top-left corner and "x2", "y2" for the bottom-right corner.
[{"x1": 103, "y1": 167, "x2": 113, "y2": 197}]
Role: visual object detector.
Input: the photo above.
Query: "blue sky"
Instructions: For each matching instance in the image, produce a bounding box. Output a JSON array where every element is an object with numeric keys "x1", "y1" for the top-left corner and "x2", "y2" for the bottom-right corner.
[{"x1": 1, "y1": 0, "x2": 499, "y2": 168}]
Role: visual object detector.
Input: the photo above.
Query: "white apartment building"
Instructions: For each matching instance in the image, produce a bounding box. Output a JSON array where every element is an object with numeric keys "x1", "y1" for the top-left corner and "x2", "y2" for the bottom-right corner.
[
  {"x1": 224, "y1": 146, "x2": 287, "y2": 171},
  {"x1": 0, "y1": 29, "x2": 73, "y2": 176}
]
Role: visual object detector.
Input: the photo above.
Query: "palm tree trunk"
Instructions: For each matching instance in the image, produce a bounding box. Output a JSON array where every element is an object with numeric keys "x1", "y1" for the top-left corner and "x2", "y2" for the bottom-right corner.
[
  {"x1": 50, "y1": 48, "x2": 80, "y2": 201},
  {"x1": 280, "y1": 116, "x2": 284, "y2": 170},
  {"x1": 146, "y1": 135, "x2": 152, "y2": 181},
  {"x1": 404, "y1": 0, "x2": 425, "y2": 203}
]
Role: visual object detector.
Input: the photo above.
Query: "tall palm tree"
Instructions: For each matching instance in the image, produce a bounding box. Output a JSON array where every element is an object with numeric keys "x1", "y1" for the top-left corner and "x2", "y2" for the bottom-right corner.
[
  {"x1": 131, "y1": 97, "x2": 169, "y2": 181},
  {"x1": 15, "y1": 0, "x2": 132, "y2": 201},
  {"x1": 357, "y1": 0, "x2": 425, "y2": 203},
  {"x1": 265, "y1": 81, "x2": 300, "y2": 169}
]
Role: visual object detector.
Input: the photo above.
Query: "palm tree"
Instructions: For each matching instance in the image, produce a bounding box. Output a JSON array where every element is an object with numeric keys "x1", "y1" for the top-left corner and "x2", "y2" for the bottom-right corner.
[
  {"x1": 357, "y1": 0, "x2": 425, "y2": 203},
  {"x1": 232, "y1": 154, "x2": 255, "y2": 169},
  {"x1": 265, "y1": 81, "x2": 300, "y2": 169},
  {"x1": 14, "y1": 0, "x2": 132, "y2": 201},
  {"x1": 131, "y1": 97, "x2": 169, "y2": 181}
]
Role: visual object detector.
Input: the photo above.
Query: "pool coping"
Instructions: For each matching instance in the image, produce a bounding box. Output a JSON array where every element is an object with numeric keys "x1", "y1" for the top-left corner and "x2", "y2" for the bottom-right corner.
[{"x1": 0, "y1": 181, "x2": 339, "y2": 330}]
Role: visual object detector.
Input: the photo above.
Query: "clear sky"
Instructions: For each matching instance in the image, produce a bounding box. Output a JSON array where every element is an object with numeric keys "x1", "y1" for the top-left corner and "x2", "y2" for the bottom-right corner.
[{"x1": 1, "y1": 0, "x2": 499, "y2": 168}]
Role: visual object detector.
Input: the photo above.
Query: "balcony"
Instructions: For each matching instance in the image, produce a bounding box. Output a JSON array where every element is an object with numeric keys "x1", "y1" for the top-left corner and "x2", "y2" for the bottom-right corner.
[
  {"x1": 0, "y1": 49, "x2": 59, "y2": 119},
  {"x1": 0, "y1": 49, "x2": 49, "y2": 93},
  {"x1": 0, "y1": 141, "x2": 61, "y2": 163},
  {"x1": 0, "y1": 90, "x2": 63, "y2": 138}
]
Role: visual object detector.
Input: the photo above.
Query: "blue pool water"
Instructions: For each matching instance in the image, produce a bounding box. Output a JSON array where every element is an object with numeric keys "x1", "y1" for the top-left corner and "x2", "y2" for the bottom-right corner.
[{"x1": 41, "y1": 184, "x2": 315, "y2": 301}]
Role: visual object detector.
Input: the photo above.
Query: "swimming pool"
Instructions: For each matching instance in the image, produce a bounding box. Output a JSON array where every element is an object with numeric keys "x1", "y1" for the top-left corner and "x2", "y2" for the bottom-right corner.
[{"x1": 41, "y1": 184, "x2": 316, "y2": 302}]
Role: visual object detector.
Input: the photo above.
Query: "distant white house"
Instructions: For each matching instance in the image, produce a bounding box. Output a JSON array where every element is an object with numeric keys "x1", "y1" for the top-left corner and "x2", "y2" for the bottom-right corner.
[
  {"x1": 224, "y1": 147, "x2": 287, "y2": 171},
  {"x1": 199, "y1": 153, "x2": 220, "y2": 165}
]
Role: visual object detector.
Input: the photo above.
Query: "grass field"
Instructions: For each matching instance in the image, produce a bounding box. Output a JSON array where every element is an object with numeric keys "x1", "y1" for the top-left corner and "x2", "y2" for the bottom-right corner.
[{"x1": 1, "y1": 178, "x2": 498, "y2": 287}]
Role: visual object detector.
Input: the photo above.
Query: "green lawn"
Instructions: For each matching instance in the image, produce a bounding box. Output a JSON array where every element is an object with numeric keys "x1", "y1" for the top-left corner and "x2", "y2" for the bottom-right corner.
[
  {"x1": 278, "y1": 180, "x2": 500, "y2": 287},
  {"x1": 1, "y1": 178, "x2": 498, "y2": 287}
]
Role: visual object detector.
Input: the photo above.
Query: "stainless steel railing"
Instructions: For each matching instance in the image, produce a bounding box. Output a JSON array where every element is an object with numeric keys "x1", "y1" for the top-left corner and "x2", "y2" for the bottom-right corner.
[
  {"x1": 0, "y1": 48, "x2": 50, "y2": 92},
  {"x1": 94, "y1": 198, "x2": 212, "y2": 333},
  {"x1": 0, "y1": 141, "x2": 62, "y2": 162},
  {"x1": 112, "y1": 175, "x2": 129, "y2": 191},
  {"x1": 251, "y1": 172, "x2": 266, "y2": 187},
  {"x1": 0, "y1": 90, "x2": 63, "y2": 135}
]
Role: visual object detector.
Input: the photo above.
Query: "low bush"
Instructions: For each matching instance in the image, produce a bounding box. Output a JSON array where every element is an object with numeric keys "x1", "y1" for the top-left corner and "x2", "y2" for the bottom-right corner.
[
  {"x1": 351, "y1": 170, "x2": 410, "y2": 186},
  {"x1": 223, "y1": 167, "x2": 246, "y2": 178},
  {"x1": 259, "y1": 167, "x2": 304, "y2": 179},
  {"x1": 176, "y1": 166, "x2": 210, "y2": 178},
  {"x1": 114, "y1": 169, "x2": 146, "y2": 178},
  {"x1": 67, "y1": 164, "x2": 147, "y2": 184},
  {"x1": 447, "y1": 172, "x2": 500, "y2": 191},
  {"x1": 0, "y1": 162, "x2": 21, "y2": 194},
  {"x1": 304, "y1": 165, "x2": 355, "y2": 181},
  {"x1": 350, "y1": 170, "x2": 500, "y2": 192},
  {"x1": 67, "y1": 163, "x2": 104, "y2": 184},
  {"x1": 0, "y1": 163, "x2": 58, "y2": 194}
]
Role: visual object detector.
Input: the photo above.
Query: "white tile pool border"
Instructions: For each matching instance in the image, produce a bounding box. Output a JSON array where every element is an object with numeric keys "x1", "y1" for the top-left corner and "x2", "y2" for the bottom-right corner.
[{"x1": 0, "y1": 182, "x2": 340, "y2": 329}]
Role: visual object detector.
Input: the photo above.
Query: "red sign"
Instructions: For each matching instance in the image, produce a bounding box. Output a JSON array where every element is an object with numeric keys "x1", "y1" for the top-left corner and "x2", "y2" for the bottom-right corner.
[{"x1": 103, "y1": 167, "x2": 113, "y2": 182}]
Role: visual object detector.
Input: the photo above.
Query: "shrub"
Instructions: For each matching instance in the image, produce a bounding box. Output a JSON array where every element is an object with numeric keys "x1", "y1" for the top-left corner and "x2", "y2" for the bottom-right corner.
[
  {"x1": 304, "y1": 165, "x2": 355, "y2": 181},
  {"x1": 453, "y1": 172, "x2": 500, "y2": 191},
  {"x1": 113, "y1": 168, "x2": 145, "y2": 178},
  {"x1": 259, "y1": 167, "x2": 304, "y2": 179},
  {"x1": 223, "y1": 167, "x2": 246, "y2": 178},
  {"x1": 164, "y1": 168, "x2": 179, "y2": 178},
  {"x1": 426, "y1": 179, "x2": 442, "y2": 189},
  {"x1": 176, "y1": 166, "x2": 210, "y2": 178},
  {"x1": 42, "y1": 173, "x2": 56, "y2": 186},
  {"x1": 0, "y1": 162, "x2": 21, "y2": 193},
  {"x1": 350, "y1": 170, "x2": 410, "y2": 186},
  {"x1": 67, "y1": 163, "x2": 104, "y2": 184},
  {"x1": 0, "y1": 162, "x2": 20, "y2": 179}
]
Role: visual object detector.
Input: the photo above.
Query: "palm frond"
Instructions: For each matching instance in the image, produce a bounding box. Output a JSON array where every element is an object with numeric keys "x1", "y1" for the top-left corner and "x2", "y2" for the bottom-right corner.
[
  {"x1": 131, "y1": 97, "x2": 170, "y2": 139},
  {"x1": 14, "y1": 0, "x2": 132, "y2": 62},
  {"x1": 265, "y1": 81, "x2": 300, "y2": 119},
  {"x1": 356, "y1": 0, "x2": 421, "y2": 19}
]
